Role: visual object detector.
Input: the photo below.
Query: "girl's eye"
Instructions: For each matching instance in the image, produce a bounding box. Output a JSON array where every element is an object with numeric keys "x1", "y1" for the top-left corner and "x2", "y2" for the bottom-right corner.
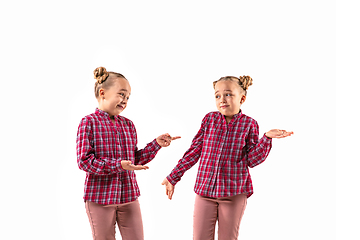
[
  {"x1": 119, "y1": 92, "x2": 130, "y2": 100},
  {"x1": 226, "y1": 93, "x2": 232, "y2": 97},
  {"x1": 215, "y1": 95, "x2": 220, "y2": 99}
]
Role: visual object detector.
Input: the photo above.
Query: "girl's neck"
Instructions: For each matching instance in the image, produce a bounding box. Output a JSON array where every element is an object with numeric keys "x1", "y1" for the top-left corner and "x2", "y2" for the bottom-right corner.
[
  {"x1": 109, "y1": 114, "x2": 115, "y2": 123},
  {"x1": 225, "y1": 110, "x2": 240, "y2": 123},
  {"x1": 225, "y1": 116, "x2": 233, "y2": 124},
  {"x1": 98, "y1": 106, "x2": 115, "y2": 122}
]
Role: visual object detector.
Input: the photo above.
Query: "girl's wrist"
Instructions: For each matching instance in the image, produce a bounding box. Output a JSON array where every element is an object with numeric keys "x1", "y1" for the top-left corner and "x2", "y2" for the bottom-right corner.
[{"x1": 265, "y1": 132, "x2": 272, "y2": 139}]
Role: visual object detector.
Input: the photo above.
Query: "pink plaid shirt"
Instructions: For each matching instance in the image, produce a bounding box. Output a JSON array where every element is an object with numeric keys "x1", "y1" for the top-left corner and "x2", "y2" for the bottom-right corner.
[
  {"x1": 76, "y1": 108, "x2": 161, "y2": 205},
  {"x1": 167, "y1": 111, "x2": 272, "y2": 198}
]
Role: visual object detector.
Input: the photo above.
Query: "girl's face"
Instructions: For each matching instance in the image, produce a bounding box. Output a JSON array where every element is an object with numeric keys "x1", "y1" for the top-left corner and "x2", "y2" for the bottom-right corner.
[
  {"x1": 99, "y1": 77, "x2": 131, "y2": 118},
  {"x1": 214, "y1": 80, "x2": 246, "y2": 122}
]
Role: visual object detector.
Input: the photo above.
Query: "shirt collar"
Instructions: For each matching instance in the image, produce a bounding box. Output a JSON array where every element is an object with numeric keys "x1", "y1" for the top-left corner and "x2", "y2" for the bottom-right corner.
[
  {"x1": 95, "y1": 108, "x2": 121, "y2": 120},
  {"x1": 233, "y1": 110, "x2": 242, "y2": 119},
  {"x1": 220, "y1": 109, "x2": 243, "y2": 123},
  {"x1": 95, "y1": 108, "x2": 109, "y2": 117}
]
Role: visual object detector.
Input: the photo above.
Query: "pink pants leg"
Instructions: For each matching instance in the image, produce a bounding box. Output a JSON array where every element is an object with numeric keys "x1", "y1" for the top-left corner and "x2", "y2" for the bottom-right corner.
[
  {"x1": 85, "y1": 200, "x2": 144, "y2": 240},
  {"x1": 193, "y1": 194, "x2": 247, "y2": 240}
]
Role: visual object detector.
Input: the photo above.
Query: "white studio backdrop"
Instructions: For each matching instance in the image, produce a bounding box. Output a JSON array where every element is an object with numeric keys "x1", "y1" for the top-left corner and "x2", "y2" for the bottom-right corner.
[{"x1": 0, "y1": 0, "x2": 342, "y2": 239}]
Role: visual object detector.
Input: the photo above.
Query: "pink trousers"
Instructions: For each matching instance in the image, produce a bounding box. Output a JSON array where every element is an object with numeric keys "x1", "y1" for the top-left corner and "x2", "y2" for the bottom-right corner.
[
  {"x1": 85, "y1": 200, "x2": 144, "y2": 240},
  {"x1": 193, "y1": 194, "x2": 247, "y2": 240}
]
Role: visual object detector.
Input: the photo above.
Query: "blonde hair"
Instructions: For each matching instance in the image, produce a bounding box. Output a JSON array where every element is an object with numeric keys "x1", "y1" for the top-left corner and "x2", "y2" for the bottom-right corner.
[
  {"x1": 93, "y1": 67, "x2": 126, "y2": 99},
  {"x1": 213, "y1": 75, "x2": 253, "y2": 96}
]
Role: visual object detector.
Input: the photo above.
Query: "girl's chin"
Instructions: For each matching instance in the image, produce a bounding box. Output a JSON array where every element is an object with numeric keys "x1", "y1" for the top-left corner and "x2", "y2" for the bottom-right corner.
[
  {"x1": 115, "y1": 110, "x2": 123, "y2": 115},
  {"x1": 110, "y1": 109, "x2": 123, "y2": 117},
  {"x1": 219, "y1": 109, "x2": 235, "y2": 116}
]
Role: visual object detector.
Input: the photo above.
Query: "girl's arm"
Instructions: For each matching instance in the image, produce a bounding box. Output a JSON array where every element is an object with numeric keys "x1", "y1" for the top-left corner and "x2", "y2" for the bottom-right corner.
[
  {"x1": 246, "y1": 120, "x2": 273, "y2": 168},
  {"x1": 134, "y1": 138, "x2": 162, "y2": 166},
  {"x1": 246, "y1": 121, "x2": 293, "y2": 168},
  {"x1": 161, "y1": 120, "x2": 205, "y2": 200},
  {"x1": 166, "y1": 116, "x2": 207, "y2": 186},
  {"x1": 132, "y1": 122, "x2": 161, "y2": 166},
  {"x1": 76, "y1": 118, "x2": 125, "y2": 175},
  {"x1": 133, "y1": 126, "x2": 181, "y2": 166}
]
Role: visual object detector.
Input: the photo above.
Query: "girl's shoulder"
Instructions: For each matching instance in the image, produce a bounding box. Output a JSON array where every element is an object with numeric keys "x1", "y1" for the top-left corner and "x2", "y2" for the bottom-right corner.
[
  {"x1": 239, "y1": 113, "x2": 259, "y2": 128},
  {"x1": 80, "y1": 112, "x2": 97, "y2": 123},
  {"x1": 81, "y1": 111, "x2": 103, "y2": 122},
  {"x1": 201, "y1": 111, "x2": 222, "y2": 123},
  {"x1": 204, "y1": 111, "x2": 222, "y2": 119},
  {"x1": 240, "y1": 112, "x2": 256, "y2": 122},
  {"x1": 77, "y1": 113, "x2": 98, "y2": 132},
  {"x1": 201, "y1": 111, "x2": 227, "y2": 127}
]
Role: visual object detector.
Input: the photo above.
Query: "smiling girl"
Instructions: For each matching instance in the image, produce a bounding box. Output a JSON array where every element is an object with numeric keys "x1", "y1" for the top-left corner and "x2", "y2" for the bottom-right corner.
[
  {"x1": 77, "y1": 67, "x2": 180, "y2": 240},
  {"x1": 162, "y1": 75, "x2": 293, "y2": 240}
]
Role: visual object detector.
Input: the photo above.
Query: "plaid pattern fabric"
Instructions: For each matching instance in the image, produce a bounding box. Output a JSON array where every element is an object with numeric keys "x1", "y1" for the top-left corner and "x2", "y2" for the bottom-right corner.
[
  {"x1": 167, "y1": 111, "x2": 272, "y2": 198},
  {"x1": 77, "y1": 108, "x2": 161, "y2": 204}
]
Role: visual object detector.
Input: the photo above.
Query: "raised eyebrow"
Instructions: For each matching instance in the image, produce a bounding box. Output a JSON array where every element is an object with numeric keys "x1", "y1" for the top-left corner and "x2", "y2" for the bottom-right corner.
[
  {"x1": 215, "y1": 90, "x2": 232, "y2": 94},
  {"x1": 119, "y1": 89, "x2": 131, "y2": 95}
]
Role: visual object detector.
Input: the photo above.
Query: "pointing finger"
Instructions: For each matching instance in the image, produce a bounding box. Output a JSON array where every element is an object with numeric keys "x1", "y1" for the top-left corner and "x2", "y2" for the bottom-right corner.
[{"x1": 171, "y1": 136, "x2": 181, "y2": 140}]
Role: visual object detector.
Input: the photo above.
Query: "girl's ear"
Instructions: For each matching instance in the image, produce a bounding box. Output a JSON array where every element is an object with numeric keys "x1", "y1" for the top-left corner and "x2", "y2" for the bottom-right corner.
[
  {"x1": 240, "y1": 95, "x2": 246, "y2": 104},
  {"x1": 99, "y1": 88, "x2": 105, "y2": 99}
]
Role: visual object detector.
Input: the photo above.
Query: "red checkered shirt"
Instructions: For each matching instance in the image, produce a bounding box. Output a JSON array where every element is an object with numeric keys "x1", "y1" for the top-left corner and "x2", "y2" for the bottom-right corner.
[
  {"x1": 76, "y1": 108, "x2": 161, "y2": 205},
  {"x1": 167, "y1": 111, "x2": 272, "y2": 198}
]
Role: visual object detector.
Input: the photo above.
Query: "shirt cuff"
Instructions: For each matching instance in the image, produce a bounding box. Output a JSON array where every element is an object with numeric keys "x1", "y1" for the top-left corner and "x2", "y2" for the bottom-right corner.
[
  {"x1": 166, "y1": 175, "x2": 178, "y2": 186},
  {"x1": 151, "y1": 138, "x2": 162, "y2": 151},
  {"x1": 264, "y1": 133, "x2": 272, "y2": 141},
  {"x1": 117, "y1": 160, "x2": 124, "y2": 171},
  {"x1": 106, "y1": 158, "x2": 125, "y2": 173}
]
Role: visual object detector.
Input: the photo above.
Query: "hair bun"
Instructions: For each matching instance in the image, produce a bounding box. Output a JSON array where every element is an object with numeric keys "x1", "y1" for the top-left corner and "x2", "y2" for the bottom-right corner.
[
  {"x1": 239, "y1": 75, "x2": 253, "y2": 90},
  {"x1": 94, "y1": 67, "x2": 109, "y2": 84}
]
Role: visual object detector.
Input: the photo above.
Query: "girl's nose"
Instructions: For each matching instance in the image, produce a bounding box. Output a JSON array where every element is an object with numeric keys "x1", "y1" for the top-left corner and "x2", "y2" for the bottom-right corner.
[
  {"x1": 220, "y1": 95, "x2": 226, "y2": 103},
  {"x1": 121, "y1": 97, "x2": 128, "y2": 104}
]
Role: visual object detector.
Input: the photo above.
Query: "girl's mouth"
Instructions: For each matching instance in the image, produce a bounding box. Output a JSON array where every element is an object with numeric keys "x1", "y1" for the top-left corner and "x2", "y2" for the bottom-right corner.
[{"x1": 220, "y1": 105, "x2": 229, "y2": 109}]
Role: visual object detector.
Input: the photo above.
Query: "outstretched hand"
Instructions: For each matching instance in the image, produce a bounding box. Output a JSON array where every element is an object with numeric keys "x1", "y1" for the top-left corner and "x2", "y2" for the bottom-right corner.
[
  {"x1": 121, "y1": 160, "x2": 149, "y2": 171},
  {"x1": 265, "y1": 129, "x2": 294, "y2": 139},
  {"x1": 156, "y1": 133, "x2": 181, "y2": 147},
  {"x1": 161, "y1": 178, "x2": 175, "y2": 200}
]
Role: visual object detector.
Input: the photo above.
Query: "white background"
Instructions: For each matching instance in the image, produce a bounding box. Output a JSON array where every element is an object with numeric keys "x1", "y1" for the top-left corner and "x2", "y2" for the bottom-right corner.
[{"x1": 0, "y1": 0, "x2": 353, "y2": 239}]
